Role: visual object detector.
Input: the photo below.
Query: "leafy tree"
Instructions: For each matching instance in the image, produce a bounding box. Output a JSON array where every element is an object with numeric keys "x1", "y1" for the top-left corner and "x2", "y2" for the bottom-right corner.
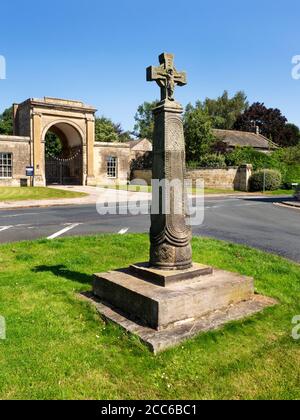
[
  {"x1": 45, "y1": 132, "x2": 63, "y2": 157},
  {"x1": 233, "y1": 102, "x2": 288, "y2": 146},
  {"x1": 183, "y1": 104, "x2": 215, "y2": 162},
  {"x1": 0, "y1": 107, "x2": 13, "y2": 135},
  {"x1": 278, "y1": 123, "x2": 300, "y2": 147},
  {"x1": 95, "y1": 116, "x2": 131, "y2": 143},
  {"x1": 199, "y1": 90, "x2": 248, "y2": 129},
  {"x1": 133, "y1": 101, "x2": 159, "y2": 141}
]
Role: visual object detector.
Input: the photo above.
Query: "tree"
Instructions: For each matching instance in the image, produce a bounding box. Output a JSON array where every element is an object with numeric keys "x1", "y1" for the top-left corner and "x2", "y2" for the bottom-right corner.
[
  {"x1": 199, "y1": 90, "x2": 248, "y2": 130},
  {"x1": 133, "y1": 101, "x2": 158, "y2": 141},
  {"x1": 95, "y1": 116, "x2": 131, "y2": 143},
  {"x1": 45, "y1": 132, "x2": 63, "y2": 157},
  {"x1": 0, "y1": 107, "x2": 13, "y2": 135},
  {"x1": 183, "y1": 104, "x2": 215, "y2": 162},
  {"x1": 278, "y1": 123, "x2": 300, "y2": 147},
  {"x1": 233, "y1": 102, "x2": 288, "y2": 146}
]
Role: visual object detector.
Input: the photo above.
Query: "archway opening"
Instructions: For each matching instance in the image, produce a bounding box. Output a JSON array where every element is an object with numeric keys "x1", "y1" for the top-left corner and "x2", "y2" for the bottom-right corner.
[{"x1": 45, "y1": 123, "x2": 83, "y2": 185}]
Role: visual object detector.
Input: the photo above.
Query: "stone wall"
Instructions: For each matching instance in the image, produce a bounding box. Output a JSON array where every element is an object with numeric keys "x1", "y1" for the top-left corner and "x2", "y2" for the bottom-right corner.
[
  {"x1": 0, "y1": 135, "x2": 31, "y2": 186},
  {"x1": 133, "y1": 165, "x2": 253, "y2": 191},
  {"x1": 94, "y1": 142, "x2": 131, "y2": 185},
  {"x1": 132, "y1": 169, "x2": 152, "y2": 185}
]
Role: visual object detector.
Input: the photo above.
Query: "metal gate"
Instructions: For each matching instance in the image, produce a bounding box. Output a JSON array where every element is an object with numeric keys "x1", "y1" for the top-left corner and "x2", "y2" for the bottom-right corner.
[{"x1": 45, "y1": 147, "x2": 83, "y2": 185}]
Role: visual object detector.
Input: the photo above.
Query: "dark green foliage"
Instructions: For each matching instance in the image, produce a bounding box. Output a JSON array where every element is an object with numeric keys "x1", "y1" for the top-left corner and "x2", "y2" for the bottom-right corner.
[
  {"x1": 95, "y1": 116, "x2": 131, "y2": 143},
  {"x1": 184, "y1": 105, "x2": 215, "y2": 162},
  {"x1": 130, "y1": 152, "x2": 153, "y2": 179},
  {"x1": 225, "y1": 147, "x2": 277, "y2": 170},
  {"x1": 133, "y1": 101, "x2": 159, "y2": 141},
  {"x1": 249, "y1": 169, "x2": 282, "y2": 192},
  {"x1": 225, "y1": 146, "x2": 300, "y2": 185},
  {"x1": 0, "y1": 107, "x2": 13, "y2": 135},
  {"x1": 45, "y1": 132, "x2": 63, "y2": 157},
  {"x1": 198, "y1": 153, "x2": 227, "y2": 169}
]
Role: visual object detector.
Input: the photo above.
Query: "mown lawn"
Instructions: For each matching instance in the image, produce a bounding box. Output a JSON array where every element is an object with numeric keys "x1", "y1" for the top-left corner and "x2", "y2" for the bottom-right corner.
[
  {"x1": 0, "y1": 234, "x2": 299, "y2": 400},
  {"x1": 0, "y1": 187, "x2": 87, "y2": 202}
]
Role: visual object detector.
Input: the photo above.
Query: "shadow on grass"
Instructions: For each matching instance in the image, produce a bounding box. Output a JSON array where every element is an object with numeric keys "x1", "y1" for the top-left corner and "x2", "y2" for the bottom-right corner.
[
  {"x1": 33, "y1": 265, "x2": 92, "y2": 285},
  {"x1": 242, "y1": 196, "x2": 295, "y2": 204}
]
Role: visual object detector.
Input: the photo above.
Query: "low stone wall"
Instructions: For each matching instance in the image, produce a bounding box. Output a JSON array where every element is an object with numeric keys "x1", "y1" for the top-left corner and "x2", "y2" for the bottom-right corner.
[
  {"x1": 133, "y1": 165, "x2": 253, "y2": 191},
  {"x1": 132, "y1": 169, "x2": 152, "y2": 185}
]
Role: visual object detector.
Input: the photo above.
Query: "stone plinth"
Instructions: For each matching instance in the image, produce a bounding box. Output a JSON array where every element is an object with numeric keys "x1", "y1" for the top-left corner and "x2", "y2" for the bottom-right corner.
[
  {"x1": 92, "y1": 267, "x2": 276, "y2": 352},
  {"x1": 93, "y1": 268, "x2": 255, "y2": 331},
  {"x1": 130, "y1": 263, "x2": 213, "y2": 287}
]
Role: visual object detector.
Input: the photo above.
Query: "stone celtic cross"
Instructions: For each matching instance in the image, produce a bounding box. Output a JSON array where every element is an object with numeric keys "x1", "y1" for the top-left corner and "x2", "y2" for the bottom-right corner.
[
  {"x1": 147, "y1": 53, "x2": 187, "y2": 101},
  {"x1": 146, "y1": 53, "x2": 192, "y2": 270}
]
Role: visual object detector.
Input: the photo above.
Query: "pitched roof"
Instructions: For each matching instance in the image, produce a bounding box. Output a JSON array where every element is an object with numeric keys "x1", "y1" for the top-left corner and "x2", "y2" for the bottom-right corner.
[
  {"x1": 213, "y1": 129, "x2": 278, "y2": 150},
  {"x1": 127, "y1": 138, "x2": 152, "y2": 151}
]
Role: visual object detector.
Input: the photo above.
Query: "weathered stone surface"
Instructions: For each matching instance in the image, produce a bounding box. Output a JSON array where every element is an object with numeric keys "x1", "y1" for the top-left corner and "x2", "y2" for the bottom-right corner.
[
  {"x1": 13, "y1": 97, "x2": 97, "y2": 186},
  {"x1": 93, "y1": 268, "x2": 255, "y2": 330},
  {"x1": 84, "y1": 292, "x2": 277, "y2": 354},
  {"x1": 0, "y1": 136, "x2": 31, "y2": 186},
  {"x1": 148, "y1": 54, "x2": 192, "y2": 270},
  {"x1": 130, "y1": 262, "x2": 213, "y2": 287}
]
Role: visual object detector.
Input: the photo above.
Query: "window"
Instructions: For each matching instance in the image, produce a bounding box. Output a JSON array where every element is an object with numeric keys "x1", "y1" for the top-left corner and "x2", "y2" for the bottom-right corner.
[
  {"x1": 107, "y1": 156, "x2": 117, "y2": 178},
  {"x1": 0, "y1": 153, "x2": 12, "y2": 178}
]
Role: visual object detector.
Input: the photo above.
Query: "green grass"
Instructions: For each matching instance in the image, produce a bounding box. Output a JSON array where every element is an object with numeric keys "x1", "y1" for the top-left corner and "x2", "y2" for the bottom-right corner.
[
  {"x1": 102, "y1": 185, "x2": 295, "y2": 196},
  {"x1": 264, "y1": 189, "x2": 295, "y2": 196},
  {"x1": 0, "y1": 187, "x2": 87, "y2": 202},
  {"x1": 102, "y1": 185, "x2": 245, "y2": 195},
  {"x1": 0, "y1": 234, "x2": 299, "y2": 400}
]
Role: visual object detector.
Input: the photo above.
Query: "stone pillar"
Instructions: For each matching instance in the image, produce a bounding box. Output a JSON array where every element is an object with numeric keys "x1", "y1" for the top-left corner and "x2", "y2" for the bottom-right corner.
[
  {"x1": 150, "y1": 100, "x2": 192, "y2": 270},
  {"x1": 32, "y1": 113, "x2": 45, "y2": 186},
  {"x1": 86, "y1": 117, "x2": 96, "y2": 186},
  {"x1": 237, "y1": 164, "x2": 253, "y2": 192},
  {"x1": 13, "y1": 104, "x2": 19, "y2": 136}
]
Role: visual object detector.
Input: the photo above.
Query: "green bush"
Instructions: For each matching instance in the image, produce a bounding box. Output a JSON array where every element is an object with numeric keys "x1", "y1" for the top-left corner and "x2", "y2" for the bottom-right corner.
[
  {"x1": 187, "y1": 155, "x2": 227, "y2": 169},
  {"x1": 199, "y1": 154, "x2": 227, "y2": 169},
  {"x1": 225, "y1": 147, "x2": 279, "y2": 171},
  {"x1": 249, "y1": 169, "x2": 282, "y2": 192}
]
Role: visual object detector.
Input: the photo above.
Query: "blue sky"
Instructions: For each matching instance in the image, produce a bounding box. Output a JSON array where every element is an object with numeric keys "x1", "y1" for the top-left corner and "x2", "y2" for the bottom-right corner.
[{"x1": 1, "y1": 0, "x2": 300, "y2": 131}]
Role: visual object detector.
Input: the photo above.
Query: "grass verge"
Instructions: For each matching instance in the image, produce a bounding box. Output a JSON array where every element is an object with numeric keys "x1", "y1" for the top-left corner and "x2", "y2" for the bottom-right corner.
[
  {"x1": 0, "y1": 234, "x2": 299, "y2": 400},
  {"x1": 0, "y1": 187, "x2": 87, "y2": 202},
  {"x1": 102, "y1": 185, "x2": 294, "y2": 196}
]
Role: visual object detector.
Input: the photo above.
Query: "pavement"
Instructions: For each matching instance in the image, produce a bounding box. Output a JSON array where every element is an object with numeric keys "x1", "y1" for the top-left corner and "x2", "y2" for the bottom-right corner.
[{"x1": 0, "y1": 194, "x2": 299, "y2": 263}]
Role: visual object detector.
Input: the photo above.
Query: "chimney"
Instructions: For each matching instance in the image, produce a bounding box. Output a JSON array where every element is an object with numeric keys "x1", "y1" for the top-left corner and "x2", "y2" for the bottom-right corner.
[{"x1": 256, "y1": 126, "x2": 260, "y2": 135}]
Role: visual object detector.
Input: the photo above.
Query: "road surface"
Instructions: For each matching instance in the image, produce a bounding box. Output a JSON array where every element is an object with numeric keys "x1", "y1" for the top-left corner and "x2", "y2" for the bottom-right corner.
[{"x1": 0, "y1": 196, "x2": 299, "y2": 262}]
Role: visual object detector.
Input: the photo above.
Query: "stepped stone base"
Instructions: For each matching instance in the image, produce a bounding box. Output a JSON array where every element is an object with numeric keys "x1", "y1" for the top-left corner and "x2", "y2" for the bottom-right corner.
[
  {"x1": 91, "y1": 263, "x2": 276, "y2": 352},
  {"x1": 85, "y1": 293, "x2": 276, "y2": 354}
]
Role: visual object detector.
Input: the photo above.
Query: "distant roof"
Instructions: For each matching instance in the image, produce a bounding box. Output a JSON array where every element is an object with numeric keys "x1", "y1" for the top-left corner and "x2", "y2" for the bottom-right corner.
[
  {"x1": 213, "y1": 129, "x2": 278, "y2": 150},
  {"x1": 127, "y1": 138, "x2": 152, "y2": 150}
]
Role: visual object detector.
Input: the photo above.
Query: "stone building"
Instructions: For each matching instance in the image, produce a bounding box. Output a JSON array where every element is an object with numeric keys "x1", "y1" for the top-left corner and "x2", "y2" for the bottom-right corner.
[
  {"x1": 213, "y1": 129, "x2": 278, "y2": 153},
  {"x1": 0, "y1": 97, "x2": 147, "y2": 187}
]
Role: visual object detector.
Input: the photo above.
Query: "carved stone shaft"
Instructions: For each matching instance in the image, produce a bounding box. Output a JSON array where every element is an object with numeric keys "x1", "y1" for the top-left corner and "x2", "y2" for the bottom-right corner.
[{"x1": 150, "y1": 100, "x2": 192, "y2": 270}]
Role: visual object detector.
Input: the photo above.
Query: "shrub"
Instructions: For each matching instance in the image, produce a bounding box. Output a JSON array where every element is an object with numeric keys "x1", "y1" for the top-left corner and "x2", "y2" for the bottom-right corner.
[
  {"x1": 225, "y1": 147, "x2": 276, "y2": 170},
  {"x1": 249, "y1": 169, "x2": 282, "y2": 192},
  {"x1": 199, "y1": 154, "x2": 227, "y2": 169}
]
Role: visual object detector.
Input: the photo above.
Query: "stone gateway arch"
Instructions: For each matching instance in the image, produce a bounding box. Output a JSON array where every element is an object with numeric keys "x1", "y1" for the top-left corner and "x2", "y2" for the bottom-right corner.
[{"x1": 13, "y1": 97, "x2": 97, "y2": 186}]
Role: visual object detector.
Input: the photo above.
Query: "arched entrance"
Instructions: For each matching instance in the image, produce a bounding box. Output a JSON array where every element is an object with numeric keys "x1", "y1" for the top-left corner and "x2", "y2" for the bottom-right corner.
[
  {"x1": 44, "y1": 122, "x2": 83, "y2": 185},
  {"x1": 13, "y1": 97, "x2": 97, "y2": 186}
]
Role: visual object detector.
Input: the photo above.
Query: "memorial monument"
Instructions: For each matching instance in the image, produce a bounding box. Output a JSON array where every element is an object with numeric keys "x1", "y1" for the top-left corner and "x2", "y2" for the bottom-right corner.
[{"x1": 92, "y1": 53, "x2": 275, "y2": 353}]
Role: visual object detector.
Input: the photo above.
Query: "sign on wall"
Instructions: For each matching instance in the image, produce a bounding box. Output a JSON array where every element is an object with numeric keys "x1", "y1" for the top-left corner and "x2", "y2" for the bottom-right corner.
[{"x1": 26, "y1": 166, "x2": 34, "y2": 177}]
